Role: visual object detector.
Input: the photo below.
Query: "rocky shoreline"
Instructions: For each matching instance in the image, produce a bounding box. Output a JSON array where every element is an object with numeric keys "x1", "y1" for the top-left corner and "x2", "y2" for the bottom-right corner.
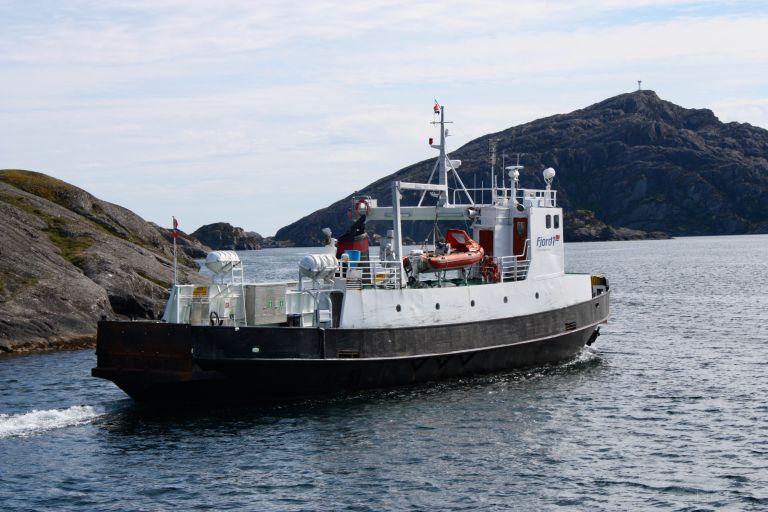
[
  {"x1": 565, "y1": 210, "x2": 670, "y2": 242},
  {"x1": 0, "y1": 170, "x2": 208, "y2": 355},
  {"x1": 0, "y1": 334, "x2": 96, "y2": 356}
]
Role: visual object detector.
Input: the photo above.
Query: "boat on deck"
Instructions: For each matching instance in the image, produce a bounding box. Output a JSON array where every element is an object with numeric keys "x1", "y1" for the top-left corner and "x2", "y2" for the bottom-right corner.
[
  {"x1": 92, "y1": 104, "x2": 611, "y2": 404},
  {"x1": 404, "y1": 228, "x2": 484, "y2": 275}
]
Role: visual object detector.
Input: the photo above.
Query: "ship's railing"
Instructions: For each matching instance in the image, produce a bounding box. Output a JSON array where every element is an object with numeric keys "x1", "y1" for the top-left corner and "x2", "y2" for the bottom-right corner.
[
  {"x1": 496, "y1": 256, "x2": 530, "y2": 282},
  {"x1": 452, "y1": 187, "x2": 557, "y2": 208},
  {"x1": 495, "y1": 240, "x2": 530, "y2": 282},
  {"x1": 336, "y1": 257, "x2": 402, "y2": 290}
]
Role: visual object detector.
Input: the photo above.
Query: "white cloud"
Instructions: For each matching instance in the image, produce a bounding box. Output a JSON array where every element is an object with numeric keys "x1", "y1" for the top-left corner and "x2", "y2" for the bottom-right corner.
[
  {"x1": 1, "y1": 0, "x2": 766, "y2": 235},
  {"x1": 711, "y1": 98, "x2": 768, "y2": 128}
]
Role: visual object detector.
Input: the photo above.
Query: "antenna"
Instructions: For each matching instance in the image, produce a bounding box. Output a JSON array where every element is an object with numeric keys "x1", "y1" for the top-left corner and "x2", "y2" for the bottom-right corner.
[
  {"x1": 489, "y1": 139, "x2": 498, "y2": 170},
  {"x1": 638, "y1": 80, "x2": 642, "y2": 91},
  {"x1": 489, "y1": 139, "x2": 499, "y2": 203},
  {"x1": 501, "y1": 152, "x2": 506, "y2": 190}
]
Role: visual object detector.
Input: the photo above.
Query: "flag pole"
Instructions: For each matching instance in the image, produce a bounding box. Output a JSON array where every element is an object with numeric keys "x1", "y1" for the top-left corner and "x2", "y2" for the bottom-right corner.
[
  {"x1": 172, "y1": 216, "x2": 178, "y2": 286},
  {"x1": 173, "y1": 238, "x2": 177, "y2": 285}
]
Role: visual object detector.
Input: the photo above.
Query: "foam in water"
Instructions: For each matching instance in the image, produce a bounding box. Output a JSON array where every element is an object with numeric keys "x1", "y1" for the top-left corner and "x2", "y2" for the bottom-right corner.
[
  {"x1": 568, "y1": 345, "x2": 600, "y2": 365},
  {"x1": 0, "y1": 405, "x2": 101, "y2": 438}
]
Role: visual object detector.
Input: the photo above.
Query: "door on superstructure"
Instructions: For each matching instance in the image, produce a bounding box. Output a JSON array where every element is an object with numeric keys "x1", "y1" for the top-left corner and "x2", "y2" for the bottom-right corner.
[
  {"x1": 513, "y1": 218, "x2": 528, "y2": 260},
  {"x1": 479, "y1": 229, "x2": 494, "y2": 257}
]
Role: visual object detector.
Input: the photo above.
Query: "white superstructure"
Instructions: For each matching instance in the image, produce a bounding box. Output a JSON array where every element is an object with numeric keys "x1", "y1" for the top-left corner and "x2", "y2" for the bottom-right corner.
[{"x1": 163, "y1": 105, "x2": 603, "y2": 331}]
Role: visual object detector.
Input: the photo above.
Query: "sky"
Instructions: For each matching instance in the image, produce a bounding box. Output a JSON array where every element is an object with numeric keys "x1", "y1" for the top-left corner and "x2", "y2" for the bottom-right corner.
[{"x1": 1, "y1": 0, "x2": 766, "y2": 236}]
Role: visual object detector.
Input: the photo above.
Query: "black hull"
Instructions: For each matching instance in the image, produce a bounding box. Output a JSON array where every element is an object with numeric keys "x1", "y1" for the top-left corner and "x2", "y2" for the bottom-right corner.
[{"x1": 93, "y1": 291, "x2": 609, "y2": 403}]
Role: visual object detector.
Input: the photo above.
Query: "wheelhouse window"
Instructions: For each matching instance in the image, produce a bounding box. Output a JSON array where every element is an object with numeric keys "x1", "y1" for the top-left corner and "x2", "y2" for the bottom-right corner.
[
  {"x1": 546, "y1": 215, "x2": 551, "y2": 229},
  {"x1": 554, "y1": 215, "x2": 560, "y2": 229}
]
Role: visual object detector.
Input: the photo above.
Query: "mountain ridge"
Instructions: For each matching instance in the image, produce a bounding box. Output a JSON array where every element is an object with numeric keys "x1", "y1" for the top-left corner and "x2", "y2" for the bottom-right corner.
[{"x1": 274, "y1": 91, "x2": 768, "y2": 245}]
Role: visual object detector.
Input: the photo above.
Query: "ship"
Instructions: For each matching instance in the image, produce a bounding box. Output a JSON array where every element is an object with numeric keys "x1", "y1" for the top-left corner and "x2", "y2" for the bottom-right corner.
[{"x1": 92, "y1": 104, "x2": 610, "y2": 403}]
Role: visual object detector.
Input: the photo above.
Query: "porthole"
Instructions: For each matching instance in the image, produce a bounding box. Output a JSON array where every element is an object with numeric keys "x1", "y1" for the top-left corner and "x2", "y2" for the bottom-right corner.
[
  {"x1": 435, "y1": 303, "x2": 440, "y2": 310},
  {"x1": 471, "y1": 300, "x2": 475, "y2": 307},
  {"x1": 504, "y1": 296, "x2": 508, "y2": 303},
  {"x1": 396, "y1": 304, "x2": 402, "y2": 312},
  {"x1": 535, "y1": 292, "x2": 539, "y2": 299}
]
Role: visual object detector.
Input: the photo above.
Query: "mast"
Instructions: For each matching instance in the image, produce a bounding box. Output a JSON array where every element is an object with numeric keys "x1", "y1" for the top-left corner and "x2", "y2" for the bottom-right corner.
[
  {"x1": 419, "y1": 105, "x2": 453, "y2": 207},
  {"x1": 426, "y1": 104, "x2": 473, "y2": 206},
  {"x1": 437, "y1": 106, "x2": 448, "y2": 206}
]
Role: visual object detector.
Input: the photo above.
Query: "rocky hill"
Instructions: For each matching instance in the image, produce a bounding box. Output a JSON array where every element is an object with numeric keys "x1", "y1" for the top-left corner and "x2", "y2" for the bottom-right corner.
[
  {"x1": 0, "y1": 170, "x2": 209, "y2": 354},
  {"x1": 274, "y1": 91, "x2": 768, "y2": 245},
  {"x1": 190, "y1": 223, "x2": 289, "y2": 250},
  {"x1": 192, "y1": 222, "x2": 263, "y2": 250}
]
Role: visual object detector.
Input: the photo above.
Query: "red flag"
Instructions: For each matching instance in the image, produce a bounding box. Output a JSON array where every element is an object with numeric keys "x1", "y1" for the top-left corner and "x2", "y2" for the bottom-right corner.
[
  {"x1": 172, "y1": 216, "x2": 178, "y2": 239},
  {"x1": 433, "y1": 99, "x2": 440, "y2": 114}
]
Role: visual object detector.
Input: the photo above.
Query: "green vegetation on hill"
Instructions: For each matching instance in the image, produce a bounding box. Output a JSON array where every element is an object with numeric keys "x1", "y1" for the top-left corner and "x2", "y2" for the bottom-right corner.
[
  {"x1": 44, "y1": 219, "x2": 95, "y2": 266},
  {"x1": 0, "y1": 169, "x2": 81, "y2": 204}
]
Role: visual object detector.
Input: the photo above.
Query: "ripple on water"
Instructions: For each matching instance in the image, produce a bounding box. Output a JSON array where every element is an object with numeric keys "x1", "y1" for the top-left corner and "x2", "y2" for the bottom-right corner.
[{"x1": 1, "y1": 237, "x2": 767, "y2": 510}]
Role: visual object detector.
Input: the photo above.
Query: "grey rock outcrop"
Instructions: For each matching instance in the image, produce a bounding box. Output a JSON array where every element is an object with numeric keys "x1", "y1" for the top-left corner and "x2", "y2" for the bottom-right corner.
[
  {"x1": 187, "y1": 223, "x2": 289, "y2": 250},
  {"x1": 191, "y1": 222, "x2": 262, "y2": 250},
  {"x1": 565, "y1": 210, "x2": 670, "y2": 242},
  {"x1": 0, "y1": 170, "x2": 208, "y2": 354}
]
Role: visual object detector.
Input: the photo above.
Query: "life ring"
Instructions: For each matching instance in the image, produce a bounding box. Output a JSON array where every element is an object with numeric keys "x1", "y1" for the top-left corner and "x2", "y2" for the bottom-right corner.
[
  {"x1": 481, "y1": 259, "x2": 500, "y2": 283},
  {"x1": 354, "y1": 199, "x2": 370, "y2": 217}
]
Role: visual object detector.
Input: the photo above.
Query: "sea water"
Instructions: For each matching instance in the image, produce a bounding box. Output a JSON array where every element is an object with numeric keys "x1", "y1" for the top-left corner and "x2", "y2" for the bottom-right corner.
[{"x1": 1, "y1": 235, "x2": 767, "y2": 510}]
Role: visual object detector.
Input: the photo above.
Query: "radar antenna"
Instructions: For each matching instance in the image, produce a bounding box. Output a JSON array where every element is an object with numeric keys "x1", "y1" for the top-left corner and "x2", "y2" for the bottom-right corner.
[{"x1": 543, "y1": 167, "x2": 556, "y2": 194}]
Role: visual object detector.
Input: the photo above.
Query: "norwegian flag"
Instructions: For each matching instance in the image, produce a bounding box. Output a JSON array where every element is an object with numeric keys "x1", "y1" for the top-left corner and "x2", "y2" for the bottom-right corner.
[
  {"x1": 172, "y1": 216, "x2": 179, "y2": 239},
  {"x1": 433, "y1": 99, "x2": 440, "y2": 114}
]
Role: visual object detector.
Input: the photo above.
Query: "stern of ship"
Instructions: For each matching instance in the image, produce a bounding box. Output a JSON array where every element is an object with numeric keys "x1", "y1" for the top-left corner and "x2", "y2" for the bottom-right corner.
[{"x1": 92, "y1": 321, "x2": 228, "y2": 402}]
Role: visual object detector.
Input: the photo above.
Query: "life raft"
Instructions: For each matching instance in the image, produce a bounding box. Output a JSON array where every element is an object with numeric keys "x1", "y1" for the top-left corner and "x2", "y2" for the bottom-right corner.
[{"x1": 418, "y1": 229, "x2": 485, "y2": 272}]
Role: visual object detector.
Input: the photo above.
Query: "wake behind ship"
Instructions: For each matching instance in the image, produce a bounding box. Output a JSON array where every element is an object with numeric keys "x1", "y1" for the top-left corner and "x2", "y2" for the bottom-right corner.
[{"x1": 92, "y1": 104, "x2": 610, "y2": 403}]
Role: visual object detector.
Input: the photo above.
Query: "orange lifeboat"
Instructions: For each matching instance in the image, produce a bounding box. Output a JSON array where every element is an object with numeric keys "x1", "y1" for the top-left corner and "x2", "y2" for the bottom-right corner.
[{"x1": 419, "y1": 229, "x2": 485, "y2": 272}]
